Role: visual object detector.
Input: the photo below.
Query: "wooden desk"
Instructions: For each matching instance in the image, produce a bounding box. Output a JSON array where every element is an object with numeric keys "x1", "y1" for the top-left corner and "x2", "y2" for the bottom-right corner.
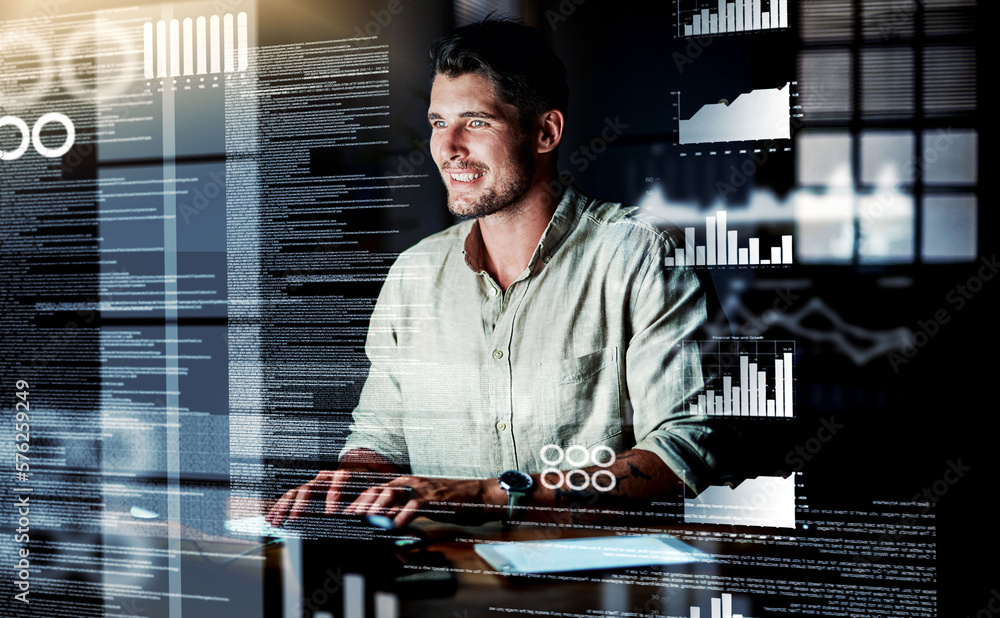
[{"x1": 386, "y1": 519, "x2": 713, "y2": 617}]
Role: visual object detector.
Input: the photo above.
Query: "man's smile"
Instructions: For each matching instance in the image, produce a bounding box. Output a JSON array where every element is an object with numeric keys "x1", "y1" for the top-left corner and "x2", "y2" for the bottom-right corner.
[
  {"x1": 449, "y1": 171, "x2": 486, "y2": 182},
  {"x1": 443, "y1": 163, "x2": 489, "y2": 186}
]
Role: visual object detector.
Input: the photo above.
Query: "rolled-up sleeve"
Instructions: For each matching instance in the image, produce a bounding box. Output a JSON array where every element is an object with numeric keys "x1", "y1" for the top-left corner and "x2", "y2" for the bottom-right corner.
[
  {"x1": 626, "y1": 236, "x2": 717, "y2": 494},
  {"x1": 339, "y1": 273, "x2": 410, "y2": 469}
]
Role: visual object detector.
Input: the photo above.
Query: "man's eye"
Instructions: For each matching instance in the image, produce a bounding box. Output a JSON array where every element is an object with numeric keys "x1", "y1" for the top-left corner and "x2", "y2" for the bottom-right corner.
[
  {"x1": 431, "y1": 120, "x2": 446, "y2": 128},
  {"x1": 469, "y1": 120, "x2": 486, "y2": 128}
]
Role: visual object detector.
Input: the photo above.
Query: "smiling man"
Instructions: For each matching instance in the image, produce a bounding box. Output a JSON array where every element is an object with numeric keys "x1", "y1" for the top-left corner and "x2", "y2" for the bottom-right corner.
[{"x1": 266, "y1": 18, "x2": 718, "y2": 529}]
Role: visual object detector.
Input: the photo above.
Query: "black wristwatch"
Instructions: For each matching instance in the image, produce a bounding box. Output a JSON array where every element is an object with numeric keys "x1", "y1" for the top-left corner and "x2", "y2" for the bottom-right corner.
[{"x1": 498, "y1": 470, "x2": 535, "y2": 523}]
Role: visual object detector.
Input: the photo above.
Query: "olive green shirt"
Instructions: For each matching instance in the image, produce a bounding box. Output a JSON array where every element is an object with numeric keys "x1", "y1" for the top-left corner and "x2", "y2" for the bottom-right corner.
[{"x1": 342, "y1": 186, "x2": 716, "y2": 492}]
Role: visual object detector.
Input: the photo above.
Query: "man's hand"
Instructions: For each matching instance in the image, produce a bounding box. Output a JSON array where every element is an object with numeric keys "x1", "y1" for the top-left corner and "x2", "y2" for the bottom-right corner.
[
  {"x1": 265, "y1": 448, "x2": 685, "y2": 529},
  {"x1": 344, "y1": 475, "x2": 506, "y2": 528},
  {"x1": 264, "y1": 448, "x2": 402, "y2": 527},
  {"x1": 265, "y1": 471, "x2": 506, "y2": 529},
  {"x1": 264, "y1": 468, "x2": 363, "y2": 527}
]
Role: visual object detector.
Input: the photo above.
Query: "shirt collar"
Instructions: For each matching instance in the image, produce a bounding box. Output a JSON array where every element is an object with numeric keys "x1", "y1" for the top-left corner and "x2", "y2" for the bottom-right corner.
[
  {"x1": 462, "y1": 184, "x2": 584, "y2": 275},
  {"x1": 463, "y1": 221, "x2": 487, "y2": 272}
]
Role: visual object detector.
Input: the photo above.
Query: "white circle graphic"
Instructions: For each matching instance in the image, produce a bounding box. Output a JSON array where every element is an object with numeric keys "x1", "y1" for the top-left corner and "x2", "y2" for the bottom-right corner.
[
  {"x1": 540, "y1": 468, "x2": 564, "y2": 490},
  {"x1": 539, "y1": 444, "x2": 564, "y2": 466},
  {"x1": 32, "y1": 113, "x2": 75, "y2": 158},
  {"x1": 0, "y1": 116, "x2": 31, "y2": 161},
  {"x1": 591, "y1": 469, "x2": 616, "y2": 492},
  {"x1": 565, "y1": 445, "x2": 589, "y2": 468},
  {"x1": 565, "y1": 469, "x2": 590, "y2": 491},
  {"x1": 590, "y1": 445, "x2": 616, "y2": 467}
]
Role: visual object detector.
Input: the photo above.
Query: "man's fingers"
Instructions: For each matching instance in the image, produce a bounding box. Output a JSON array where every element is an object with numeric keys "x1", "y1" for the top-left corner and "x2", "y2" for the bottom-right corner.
[
  {"x1": 287, "y1": 484, "x2": 313, "y2": 521},
  {"x1": 264, "y1": 491, "x2": 295, "y2": 526},
  {"x1": 367, "y1": 486, "x2": 406, "y2": 515},
  {"x1": 393, "y1": 499, "x2": 422, "y2": 528},
  {"x1": 389, "y1": 498, "x2": 421, "y2": 528},
  {"x1": 344, "y1": 484, "x2": 410, "y2": 517},
  {"x1": 342, "y1": 486, "x2": 379, "y2": 516},
  {"x1": 324, "y1": 470, "x2": 350, "y2": 514},
  {"x1": 269, "y1": 472, "x2": 431, "y2": 528},
  {"x1": 265, "y1": 471, "x2": 340, "y2": 525},
  {"x1": 345, "y1": 483, "x2": 423, "y2": 525},
  {"x1": 384, "y1": 484, "x2": 418, "y2": 518}
]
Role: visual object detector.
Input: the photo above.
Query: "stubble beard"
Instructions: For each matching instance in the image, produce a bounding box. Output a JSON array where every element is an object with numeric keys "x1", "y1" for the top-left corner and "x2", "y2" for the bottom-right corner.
[{"x1": 445, "y1": 142, "x2": 536, "y2": 220}]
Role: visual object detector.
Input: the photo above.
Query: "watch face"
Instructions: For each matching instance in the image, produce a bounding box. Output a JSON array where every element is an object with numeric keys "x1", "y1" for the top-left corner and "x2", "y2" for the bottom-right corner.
[{"x1": 500, "y1": 470, "x2": 533, "y2": 492}]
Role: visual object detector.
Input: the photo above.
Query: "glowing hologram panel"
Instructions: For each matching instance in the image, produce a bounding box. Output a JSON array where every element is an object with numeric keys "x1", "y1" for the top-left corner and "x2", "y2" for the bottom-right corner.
[
  {"x1": 144, "y1": 12, "x2": 249, "y2": 78},
  {"x1": 679, "y1": 0, "x2": 790, "y2": 36},
  {"x1": 684, "y1": 339, "x2": 795, "y2": 418},
  {"x1": 685, "y1": 474, "x2": 795, "y2": 528},
  {"x1": 664, "y1": 210, "x2": 794, "y2": 267},
  {"x1": 689, "y1": 591, "x2": 749, "y2": 618},
  {"x1": 679, "y1": 83, "x2": 791, "y2": 145}
]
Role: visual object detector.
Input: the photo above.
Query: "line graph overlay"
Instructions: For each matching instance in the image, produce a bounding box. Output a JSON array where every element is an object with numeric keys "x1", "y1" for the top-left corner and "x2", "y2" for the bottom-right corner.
[
  {"x1": 702, "y1": 296, "x2": 913, "y2": 366},
  {"x1": 678, "y1": 83, "x2": 791, "y2": 145},
  {"x1": 685, "y1": 474, "x2": 796, "y2": 528}
]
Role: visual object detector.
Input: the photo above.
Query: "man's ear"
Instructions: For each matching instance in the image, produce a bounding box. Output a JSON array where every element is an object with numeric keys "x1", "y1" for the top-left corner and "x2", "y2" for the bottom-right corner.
[{"x1": 535, "y1": 109, "x2": 565, "y2": 154}]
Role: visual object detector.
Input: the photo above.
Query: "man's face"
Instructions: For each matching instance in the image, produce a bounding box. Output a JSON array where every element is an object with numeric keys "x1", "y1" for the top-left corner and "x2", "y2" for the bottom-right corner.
[{"x1": 428, "y1": 72, "x2": 535, "y2": 219}]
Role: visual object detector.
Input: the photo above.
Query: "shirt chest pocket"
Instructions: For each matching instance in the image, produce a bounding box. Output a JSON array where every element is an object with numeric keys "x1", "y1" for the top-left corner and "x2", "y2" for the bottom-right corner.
[{"x1": 516, "y1": 346, "x2": 624, "y2": 460}]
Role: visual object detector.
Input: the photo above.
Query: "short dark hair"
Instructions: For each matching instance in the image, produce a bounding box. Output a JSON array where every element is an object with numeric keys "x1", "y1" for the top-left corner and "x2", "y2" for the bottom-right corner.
[{"x1": 429, "y1": 17, "x2": 568, "y2": 131}]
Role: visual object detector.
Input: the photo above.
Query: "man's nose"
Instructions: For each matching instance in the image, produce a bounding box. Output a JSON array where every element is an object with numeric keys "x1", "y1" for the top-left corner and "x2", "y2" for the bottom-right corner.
[{"x1": 437, "y1": 126, "x2": 468, "y2": 162}]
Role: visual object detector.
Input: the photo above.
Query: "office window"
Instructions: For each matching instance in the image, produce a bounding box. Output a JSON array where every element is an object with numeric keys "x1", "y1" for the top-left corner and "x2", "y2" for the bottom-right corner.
[{"x1": 795, "y1": 0, "x2": 977, "y2": 264}]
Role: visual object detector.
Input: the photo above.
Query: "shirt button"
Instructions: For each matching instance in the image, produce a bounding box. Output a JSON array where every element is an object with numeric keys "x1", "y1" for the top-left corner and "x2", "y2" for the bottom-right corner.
[
  {"x1": 490, "y1": 286, "x2": 498, "y2": 296},
  {"x1": 492, "y1": 350, "x2": 503, "y2": 360},
  {"x1": 543, "y1": 254, "x2": 551, "y2": 263},
  {"x1": 496, "y1": 422, "x2": 507, "y2": 431}
]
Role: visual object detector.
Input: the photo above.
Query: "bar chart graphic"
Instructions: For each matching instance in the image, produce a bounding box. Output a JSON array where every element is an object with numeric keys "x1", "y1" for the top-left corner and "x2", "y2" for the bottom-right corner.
[
  {"x1": 664, "y1": 210, "x2": 793, "y2": 267},
  {"x1": 143, "y1": 12, "x2": 249, "y2": 78},
  {"x1": 677, "y1": 0, "x2": 790, "y2": 36},
  {"x1": 678, "y1": 84, "x2": 791, "y2": 145},
  {"x1": 689, "y1": 592, "x2": 751, "y2": 618},
  {"x1": 686, "y1": 339, "x2": 795, "y2": 418}
]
